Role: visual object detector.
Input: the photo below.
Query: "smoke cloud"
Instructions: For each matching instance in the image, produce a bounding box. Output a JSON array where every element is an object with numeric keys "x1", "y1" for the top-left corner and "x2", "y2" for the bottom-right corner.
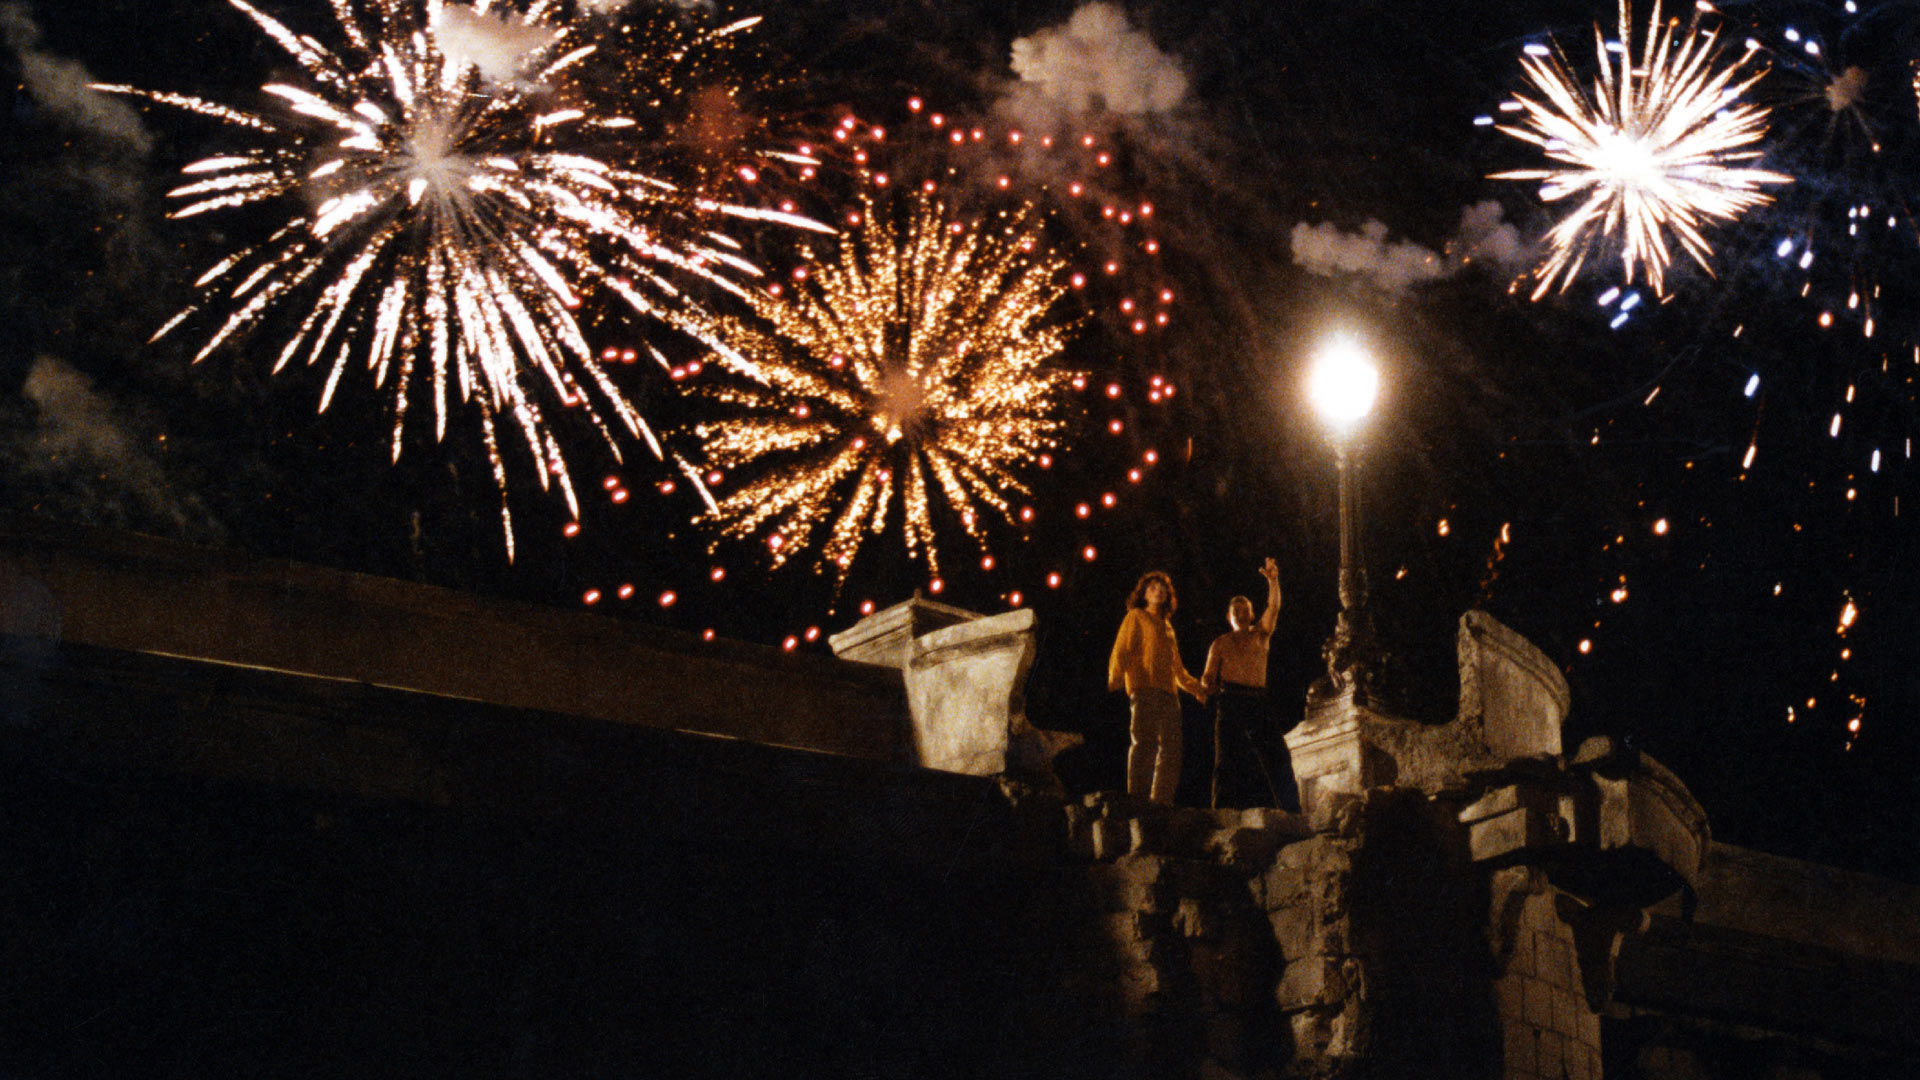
[
  {"x1": 6, "y1": 357, "x2": 218, "y2": 539},
  {"x1": 1291, "y1": 201, "x2": 1532, "y2": 292},
  {"x1": 1446, "y1": 199, "x2": 1529, "y2": 274},
  {"x1": 0, "y1": 2, "x2": 153, "y2": 153},
  {"x1": 1004, "y1": 3, "x2": 1189, "y2": 121},
  {"x1": 431, "y1": 4, "x2": 560, "y2": 85}
]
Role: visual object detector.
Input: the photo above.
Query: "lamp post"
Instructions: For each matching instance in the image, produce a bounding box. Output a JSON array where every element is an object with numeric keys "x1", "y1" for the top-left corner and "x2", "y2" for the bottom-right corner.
[{"x1": 1306, "y1": 334, "x2": 1382, "y2": 703}]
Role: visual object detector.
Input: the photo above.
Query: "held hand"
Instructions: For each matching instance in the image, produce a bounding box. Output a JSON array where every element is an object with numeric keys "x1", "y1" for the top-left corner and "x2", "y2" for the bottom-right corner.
[{"x1": 1260, "y1": 557, "x2": 1280, "y2": 581}]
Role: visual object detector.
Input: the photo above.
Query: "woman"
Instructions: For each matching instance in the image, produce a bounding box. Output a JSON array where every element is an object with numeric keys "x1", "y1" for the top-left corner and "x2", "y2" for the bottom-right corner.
[{"x1": 1107, "y1": 571, "x2": 1209, "y2": 804}]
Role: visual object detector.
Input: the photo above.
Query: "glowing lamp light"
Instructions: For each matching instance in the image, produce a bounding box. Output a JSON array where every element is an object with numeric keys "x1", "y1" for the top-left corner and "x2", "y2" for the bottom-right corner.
[{"x1": 1307, "y1": 335, "x2": 1381, "y2": 431}]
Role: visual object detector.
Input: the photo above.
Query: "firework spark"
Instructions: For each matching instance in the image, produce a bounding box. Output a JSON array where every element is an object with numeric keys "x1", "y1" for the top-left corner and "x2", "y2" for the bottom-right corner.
[
  {"x1": 99, "y1": 0, "x2": 827, "y2": 558},
  {"x1": 688, "y1": 193, "x2": 1080, "y2": 581},
  {"x1": 1493, "y1": 0, "x2": 1790, "y2": 299}
]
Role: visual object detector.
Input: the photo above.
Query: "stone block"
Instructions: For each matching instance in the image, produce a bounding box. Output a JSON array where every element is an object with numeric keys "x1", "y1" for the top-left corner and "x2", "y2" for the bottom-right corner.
[
  {"x1": 1129, "y1": 814, "x2": 1164, "y2": 855},
  {"x1": 1092, "y1": 817, "x2": 1133, "y2": 861},
  {"x1": 1469, "y1": 805, "x2": 1559, "y2": 862},
  {"x1": 1276, "y1": 956, "x2": 1350, "y2": 1012},
  {"x1": 1459, "y1": 784, "x2": 1524, "y2": 824},
  {"x1": 1537, "y1": 1030, "x2": 1567, "y2": 1077},
  {"x1": 1324, "y1": 1005, "x2": 1368, "y2": 1059},
  {"x1": 1278, "y1": 835, "x2": 1351, "y2": 872},
  {"x1": 1118, "y1": 961, "x2": 1163, "y2": 1016},
  {"x1": 1268, "y1": 904, "x2": 1319, "y2": 960},
  {"x1": 1262, "y1": 865, "x2": 1309, "y2": 910},
  {"x1": 1492, "y1": 975, "x2": 1525, "y2": 1020},
  {"x1": 1508, "y1": 921, "x2": 1536, "y2": 976},
  {"x1": 1566, "y1": 738, "x2": 1711, "y2": 904},
  {"x1": 1546, "y1": 933, "x2": 1579, "y2": 990},
  {"x1": 1101, "y1": 911, "x2": 1152, "y2": 949},
  {"x1": 1536, "y1": 935, "x2": 1568, "y2": 990},
  {"x1": 1456, "y1": 609, "x2": 1567, "y2": 761},
  {"x1": 1523, "y1": 978, "x2": 1555, "y2": 1028},
  {"x1": 1288, "y1": 1011, "x2": 1332, "y2": 1059},
  {"x1": 902, "y1": 607, "x2": 1082, "y2": 784},
  {"x1": 828, "y1": 594, "x2": 980, "y2": 668},
  {"x1": 1502, "y1": 1021, "x2": 1537, "y2": 1075},
  {"x1": 1569, "y1": 1043, "x2": 1598, "y2": 1080},
  {"x1": 1552, "y1": 985, "x2": 1581, "y2": 1037},
  {"x1": 1576, "y1": 1008, "x2": 1600, "y2": 1049},
  {"x1": 1175, "y1": 897, "x2": 1217, "y2": 940},
  {"x1": 1088, "y1": 863, "x2": 1174, "y2": 914},
  {"x1": 1064, "y1": 805, "x2": 1097, "y2": 860},
  {"x1": 1209, "y1": 826, "x2": 1282, "y2": 869},
  {"x1": 1241, "y1": 807, "x2": 1310, "y2": 836}
]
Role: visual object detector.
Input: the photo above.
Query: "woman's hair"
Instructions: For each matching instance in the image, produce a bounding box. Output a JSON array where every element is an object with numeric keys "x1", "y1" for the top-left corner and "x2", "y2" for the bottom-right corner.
[{"x1": 1127, "y1": 571, "x2": 1177, "y2": 613}]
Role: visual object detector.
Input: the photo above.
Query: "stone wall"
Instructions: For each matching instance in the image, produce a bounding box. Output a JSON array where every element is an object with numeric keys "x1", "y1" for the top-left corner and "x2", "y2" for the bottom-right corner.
[
  {"x1": 1489, "y1": 867, "x2": 1604, "y2": 1080},
  {"x1": 0, "y1": 515, "x2": 910, "y2": 760}
]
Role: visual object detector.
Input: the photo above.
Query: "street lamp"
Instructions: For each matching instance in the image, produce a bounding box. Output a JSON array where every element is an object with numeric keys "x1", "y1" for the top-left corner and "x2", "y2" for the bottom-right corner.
[{"x1": 1306, "y1": 334, "x2": 1382, "y2": 703}]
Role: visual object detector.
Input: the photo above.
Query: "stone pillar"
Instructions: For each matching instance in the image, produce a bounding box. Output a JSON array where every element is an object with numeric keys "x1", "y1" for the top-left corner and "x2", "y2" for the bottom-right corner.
[
  {"x1": 830, "y1": 597, "x2": 1080, "y2": 786},
  {"x1": 1286, "y1": 610, "x2": 1570, "y2": 821},
  {"x1": 1284, "y1": 684, "x2": 1411, "y2": 819}
]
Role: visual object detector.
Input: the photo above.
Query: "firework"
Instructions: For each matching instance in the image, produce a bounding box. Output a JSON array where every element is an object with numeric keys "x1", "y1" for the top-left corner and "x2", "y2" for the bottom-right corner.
[
  {"x1": 688, "y1": 192, "x2": 1080, "y2": 581},
  {"x1": 1492, "y1": 0, "x2": 1790, "y2": 299},
  {"x1": 98, "y1": 0, "x2": 827, "y2": 558}
]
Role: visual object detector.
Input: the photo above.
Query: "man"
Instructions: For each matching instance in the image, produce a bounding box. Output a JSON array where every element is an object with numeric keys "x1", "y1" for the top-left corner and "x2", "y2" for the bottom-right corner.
[
  {"x1": 1108, "y1": 570, "x2": 1209, "y2": 805},
  {"x1": 1201, "y1": 558, "x2": 1299, "y2": 811}
]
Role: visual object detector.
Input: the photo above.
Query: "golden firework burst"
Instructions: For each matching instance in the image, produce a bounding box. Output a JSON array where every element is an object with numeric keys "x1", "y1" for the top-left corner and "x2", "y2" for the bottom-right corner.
[{"x1": 689, "y1": 191, "x2": 1081, "y2": 581}]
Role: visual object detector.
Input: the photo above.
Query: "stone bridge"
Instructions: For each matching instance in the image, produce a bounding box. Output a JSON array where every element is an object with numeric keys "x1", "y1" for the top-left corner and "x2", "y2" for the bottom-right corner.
[{"x1": 1, "y1": 515, "x2": 1915, "y2": 1078}]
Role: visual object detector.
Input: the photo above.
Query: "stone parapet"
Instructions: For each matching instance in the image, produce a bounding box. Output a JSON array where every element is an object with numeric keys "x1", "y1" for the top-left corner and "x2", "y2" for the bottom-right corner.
[
  {"x1": 0, "y1": 515, "x2": 910, "y2": 760},
  {"x1": 836, "y1": 597, "x2": 1081, "y2": 786},
  {"x1": 826, "y1": 593, "x2": 982, "y2": 669}
]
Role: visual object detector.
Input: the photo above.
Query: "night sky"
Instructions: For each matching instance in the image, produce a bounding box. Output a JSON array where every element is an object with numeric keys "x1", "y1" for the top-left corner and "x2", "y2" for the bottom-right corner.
[{"x1": 3, "y1": 0, "x2": 1917, "y2": 880}]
